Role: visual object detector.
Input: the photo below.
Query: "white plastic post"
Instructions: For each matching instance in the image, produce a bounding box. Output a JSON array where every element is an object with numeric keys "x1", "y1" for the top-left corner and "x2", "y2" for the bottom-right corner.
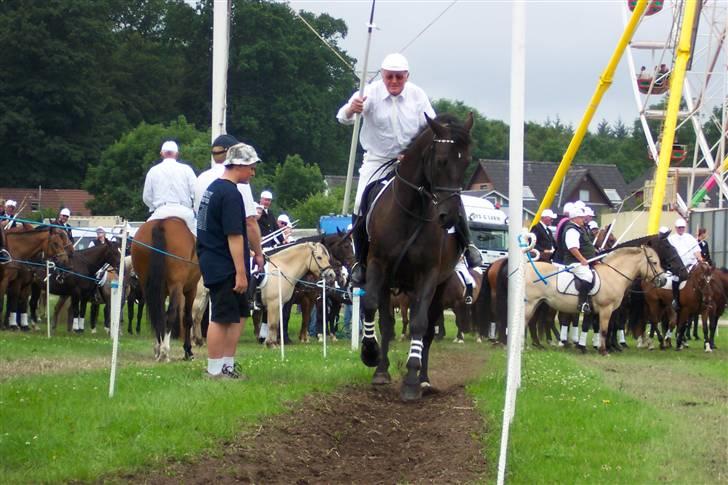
[
  {"x1": 109, "y1": 223, "x2": 128, "y2": 398},
  {"x1": 322, "y1": 278, "x2": 327, "y2": 358},
  {"x1": 46, "y1": 260, "x2": 53, "y2": 339},
  {"x1": 277, "y1": 270, "x2": 285, "y2": 361},
  {"x1": 351, "y1": 288, "x2": 361, "y2": 350},
  {"x1": 498, "y1": 2, "x2": 526, "y2": 483}
]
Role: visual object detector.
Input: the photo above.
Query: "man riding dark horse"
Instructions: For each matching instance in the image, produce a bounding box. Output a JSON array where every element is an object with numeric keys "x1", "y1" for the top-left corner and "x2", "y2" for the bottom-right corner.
[
  {"x1": 337, "y1": 53, "x2": 481, "y2": 285},
  {"x1": 554, "y1": 204, "x2": 596, "y2": 314}
]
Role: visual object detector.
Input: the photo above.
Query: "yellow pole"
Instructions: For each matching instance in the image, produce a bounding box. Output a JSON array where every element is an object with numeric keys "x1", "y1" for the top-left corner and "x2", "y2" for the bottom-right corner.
[
  {"x1": 647, "y1": 0, "x2": 698, "y2": 233},
  {"x1": 530, "y1": 0, "x2": 648, "y2": 229}
]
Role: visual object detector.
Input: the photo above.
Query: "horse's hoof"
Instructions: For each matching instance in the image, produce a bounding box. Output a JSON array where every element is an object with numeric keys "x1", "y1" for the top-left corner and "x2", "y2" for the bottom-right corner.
[
  {"x1": 184, "y1": 354, "x2": 194, "y2": 361},
  {"x1": 371, "y1": 371, "x2": 391, "y2": 385},
  {"x1": 194, "y1": 338, "x2": 204, "y2": 347},
  {"x1": 360, "y1": 338, "x2": 380, "y2": 368},
  {"x1": 577, "y1": 344, "x2": 587, "y2": 354},
  {"x1": 400, "y1": 382, "x2": 422, "y2": 402},
  {"x1": 599, "y1": 350, "x2": 609, "y2": 356},
  {"x1": 476, "y1": 337, "x2": 482, "y2": 343}
]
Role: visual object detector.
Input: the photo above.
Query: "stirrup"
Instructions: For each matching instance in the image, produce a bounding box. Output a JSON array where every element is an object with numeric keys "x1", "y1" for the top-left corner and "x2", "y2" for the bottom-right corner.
[
  {"x1": 465, "y1": 296, "x2": 473, "y2": 305},
  {"x1": 580, "y1": 302, "x2": 591, "y2": 314},
  {"x1": 351, "y1": 262, "x2": 366, "y2": 285}
]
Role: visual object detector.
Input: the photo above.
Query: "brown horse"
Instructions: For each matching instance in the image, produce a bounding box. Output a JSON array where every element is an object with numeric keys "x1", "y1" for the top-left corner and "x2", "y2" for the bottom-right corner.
[
  {"x1": 703, "y1": 268, "x2": 728, "y2": 352},
  {"x1": 131, "y1": 217, "x2": 201, "y2": 361},
  {"x1": 642, "y1": 262, "x2": 713, "y2": 350},
  {"x1": 0, "y1": 227, "x2": 72, "y2": 330},
  {"x1": 391, "y1": 291, "x2": 411, "y2": 340},
  {"x1": 359, "y1": 113, "x2": 474, "y2": 401},
  {"x1": 438, "y1": 268, "x2": 484, "y2": 343}
]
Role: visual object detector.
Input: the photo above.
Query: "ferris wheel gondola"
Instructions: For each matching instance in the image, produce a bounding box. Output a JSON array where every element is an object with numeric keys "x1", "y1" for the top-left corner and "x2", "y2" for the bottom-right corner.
[{"x1": 628, "y1": 0, "x2": 664, "y2": 16}]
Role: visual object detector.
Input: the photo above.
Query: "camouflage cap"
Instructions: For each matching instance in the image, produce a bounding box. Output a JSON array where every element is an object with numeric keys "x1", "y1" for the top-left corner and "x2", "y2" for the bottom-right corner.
[{"x1": 224, "y1": 143, "x2": 260, "y2": 166}]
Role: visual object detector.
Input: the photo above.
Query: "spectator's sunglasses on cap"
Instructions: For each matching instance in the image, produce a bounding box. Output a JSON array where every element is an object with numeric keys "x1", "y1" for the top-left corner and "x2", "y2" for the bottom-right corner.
[{"x1": 211, "y1": 148, "x2": 227, "y2": 156}]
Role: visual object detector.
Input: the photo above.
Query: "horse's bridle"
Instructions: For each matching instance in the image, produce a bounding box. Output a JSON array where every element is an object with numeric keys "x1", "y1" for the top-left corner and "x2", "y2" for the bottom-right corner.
[
  {"x1": 307, "y1": 244, "x2": 334, "y2": 278},
  {"x1": 601, "y1": 246, "x2": 665, "y2": 286}
]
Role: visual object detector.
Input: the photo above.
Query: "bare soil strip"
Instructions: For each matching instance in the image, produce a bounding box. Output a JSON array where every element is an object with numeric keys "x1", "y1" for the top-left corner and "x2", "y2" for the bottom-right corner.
[{"x1": 119, "y1": 348, "x2": 490, "y2": 484}]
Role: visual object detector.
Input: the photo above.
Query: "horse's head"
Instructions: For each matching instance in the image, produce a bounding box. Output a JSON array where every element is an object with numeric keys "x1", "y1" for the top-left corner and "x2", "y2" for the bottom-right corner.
[
  {"x1": 406, "y1": 112, "x2": 473, "y2": 228},
  {"x1": 105, "y1": 240, "x2": 122, "y2": 270},
  {"x1": 654, "y1": 231, "x2": 688, "y2": 280},
  {"x1": 307, "y1": 242, "x2": 336, "y2": 284},
  {"x1": 47, "y1": 227, "x2": 72, "y2": 265},
  {"x1": 691, "y1": 261, "x2": 713, "y2": 291},
  {"x1": 640, "y1": 245, "x2": 667, "y2": 288},
  {"x1": 324, "y1": 233, "x2": 355, "y2": 270}
]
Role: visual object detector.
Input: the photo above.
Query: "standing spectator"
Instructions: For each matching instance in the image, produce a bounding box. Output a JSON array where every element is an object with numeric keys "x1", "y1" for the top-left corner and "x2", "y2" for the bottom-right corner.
[
  {"x1": 0, "y1": 200, "x2": 29, "y2": 232},
  {"x1": 54, "y1": 208, "x2": 74, "y2": 242},
  {"x1": 142, "y1": 141, "x2": 197, "y2": 236},
  {"x1": 257, "y1": 190, "x2": 277, "y2": 237},
  {"x1": 697, "y1": 228, "x2": 713, "y2": 267},
  {"x1": 269, "y1": 214, "x2": 294, "y2": 247},
  {"x1": 197, "y1": 142, "x2": 260, "y2": 379},
  {"x1": 532, "y1": 209, "x2": 556, "y2": 262}
]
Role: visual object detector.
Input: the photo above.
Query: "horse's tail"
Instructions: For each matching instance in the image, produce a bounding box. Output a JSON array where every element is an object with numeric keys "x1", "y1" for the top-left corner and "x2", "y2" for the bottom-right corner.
[
  {"x1": 145, "y1": 223, "x2": 167, "y2": 341},
  {"x1": 474, "y1": 269, "x2": 492, "y2": 337},
  {"x1": 495, "y1": 259, "x2": 509, "y2": 330}
]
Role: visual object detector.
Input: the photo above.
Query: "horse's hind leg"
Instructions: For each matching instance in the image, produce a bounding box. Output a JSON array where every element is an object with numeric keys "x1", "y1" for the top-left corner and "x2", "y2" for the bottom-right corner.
[
  {"x1": 360, "y1": 261, "x2": 385, "y2": 368},
  {"x1": 182, "y1": 288, "x2": 196, "y2": 360}
]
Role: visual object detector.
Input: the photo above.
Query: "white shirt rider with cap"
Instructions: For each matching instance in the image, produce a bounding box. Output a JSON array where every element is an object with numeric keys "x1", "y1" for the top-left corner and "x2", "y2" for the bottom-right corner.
[
  {"x1": 564, "y1": 207, "x2": 593, "y2": 283},
  {"x1": 143, "y1": 141, "x2": 197, "y2": 235},
  {"x1": 336, "y1": 53, "x2": 435, "y2": 213},
  {"x1": 667, "y1": 219, "x2": 701, "y2": 269}
]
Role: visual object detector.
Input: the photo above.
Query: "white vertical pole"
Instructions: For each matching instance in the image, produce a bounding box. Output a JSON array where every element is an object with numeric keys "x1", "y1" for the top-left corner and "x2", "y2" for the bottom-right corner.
[
  {"x1": 211, "y1": 0, "x2": 230, "y2": 151},
  {"x1": 498, "y1": 2, "x2": 526, "y2": 484},
  {"x1": 322, "y1": 279, "x2": 327, "y2": 358},
  {"x1": 351, "y1": 289, "x2": 361, "y2": 350},
  {"x1": 109, "y1": 223, "x2": 129, "y2": 398},
  {"x1": 46, "y1": 260, "x2": 52, "y2": 339},
  {"x1": 277, "y1": 271, "x2": 285, "y2": 361},
  {"x1": 342, "y1": 0, "x2": 377, "y2": 213}
]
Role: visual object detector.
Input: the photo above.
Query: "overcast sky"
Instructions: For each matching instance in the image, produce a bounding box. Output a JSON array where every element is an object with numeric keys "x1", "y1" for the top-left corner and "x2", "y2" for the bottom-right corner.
[{"x1": 285, "y1": 1, "x2": 719, "y2": 130}]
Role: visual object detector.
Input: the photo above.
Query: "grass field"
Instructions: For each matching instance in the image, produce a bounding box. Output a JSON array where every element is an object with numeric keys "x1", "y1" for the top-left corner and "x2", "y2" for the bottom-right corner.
[{"x1": 1, "y1": 310, "x2": 726, "y2": 483}]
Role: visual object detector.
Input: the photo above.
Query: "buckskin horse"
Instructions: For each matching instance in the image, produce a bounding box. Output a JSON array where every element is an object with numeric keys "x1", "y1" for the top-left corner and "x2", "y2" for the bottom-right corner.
[
  {"x1": 131, "y1": 217, "x2": 201, "y2": 362},
  {"x1": 358, "y1": 112, "x2": 474, "y2": 401}
]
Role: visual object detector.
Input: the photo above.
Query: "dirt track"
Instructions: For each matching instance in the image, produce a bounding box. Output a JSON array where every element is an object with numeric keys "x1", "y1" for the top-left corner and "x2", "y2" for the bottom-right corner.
[{"x1": 124, "y1": 348, "x2": 490, "y2": 484}]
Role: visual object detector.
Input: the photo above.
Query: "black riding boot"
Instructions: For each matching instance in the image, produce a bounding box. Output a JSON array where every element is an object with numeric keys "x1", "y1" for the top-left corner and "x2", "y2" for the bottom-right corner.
[
  {"x1": 351, "y1": 214, "x2": 369, "y2": 285},
  {"x1": 671, "y1": 280, "x2": 681, "y2": 312},
  {"x1": 465, "y1": 283, "x2": 474, "y2": 304},
  {"x1": 576, "y1": 278, "x2": 592, "y2": 314},
  {"x1": 455, "y1": 201, "x2": 483, "y2": 267}
]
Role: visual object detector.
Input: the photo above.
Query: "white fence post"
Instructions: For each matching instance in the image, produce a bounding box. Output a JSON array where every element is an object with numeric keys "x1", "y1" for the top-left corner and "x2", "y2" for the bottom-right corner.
[
  {"x1": 109, "y1": 222, "x2": 128, "y2": 398},
  {"x1": 277, "y1": 270, "x2": 285, "y2": 361},
  {"x1": 351, "y1": 288, "x2": 362, "y2": 350},
  {"x1": 46, "y1": 260, "x2": 54, "y2": 339}
]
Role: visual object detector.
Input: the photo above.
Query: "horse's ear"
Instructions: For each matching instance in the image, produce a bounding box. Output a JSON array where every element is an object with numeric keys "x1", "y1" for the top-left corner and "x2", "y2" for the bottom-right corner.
[
  {"x1": 425, "y1": 113, "x2": 447, "y2": 138},
  {"x1": 464, "y1": 112, "x2": 474, "y2": 132}
]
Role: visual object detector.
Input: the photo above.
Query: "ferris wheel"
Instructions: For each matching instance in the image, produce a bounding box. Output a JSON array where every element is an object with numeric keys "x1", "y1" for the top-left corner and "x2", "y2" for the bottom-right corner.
[{"x1": 623, "y1": 0, "x2": 728, "y2": 212}]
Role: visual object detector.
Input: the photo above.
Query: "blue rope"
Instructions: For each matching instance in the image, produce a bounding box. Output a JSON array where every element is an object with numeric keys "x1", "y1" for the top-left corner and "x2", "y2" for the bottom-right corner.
[
  {"x1": 0, "y1": 255, "x2": 102, "y2": 283},
  {"x1": 129, "y1": 238, "x2": 198, "y2": 265},
  {"x1": 519, "y1": 234, "x2": 549, "y2": 286}
]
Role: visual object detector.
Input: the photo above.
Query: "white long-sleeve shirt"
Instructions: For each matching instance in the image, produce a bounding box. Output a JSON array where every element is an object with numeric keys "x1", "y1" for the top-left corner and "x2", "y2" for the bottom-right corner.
[
  {"x1": 336, "y1": 80, "x2": 435, "y2": 160},
  {"x1": 668, "y1": 231, "x2": 701, "y2": 267},
  {"x1": 194, "y1": 163, "x2": 256, "y2": 218},
  {"x1": 142, "y1": 158, "x2": 197, "y2": 212}
]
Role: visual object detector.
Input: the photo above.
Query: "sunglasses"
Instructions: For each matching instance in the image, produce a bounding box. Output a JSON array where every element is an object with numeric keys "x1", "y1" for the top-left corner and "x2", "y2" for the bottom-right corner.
[
  {"x1": 211, "y1": 149, "x2": 227, "y2": 156},
  {"x1": 384, "y1": 73, "x2": 406, "y2": 81}
]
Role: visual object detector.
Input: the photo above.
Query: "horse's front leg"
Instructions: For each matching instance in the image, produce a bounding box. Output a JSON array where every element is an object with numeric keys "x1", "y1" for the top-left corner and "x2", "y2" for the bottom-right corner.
[
  {"x1": 372, "y1": 286, "x2": 393, "y2": 385},
  {"x1": 360, "y1": 261, "x2": 385, "y2": 367},
  {"x1": 420, "y1": 296, "x2": 444, "y2": 389},
  {"x1": 401, "y1": 275, "x2": 438, "y2": 402},
  {"x1": 598, "y1": 306, "x2": 613, "y2": 356},
  {"x1": 182, "y1": 290, "x2": 196, "y2": 360}
]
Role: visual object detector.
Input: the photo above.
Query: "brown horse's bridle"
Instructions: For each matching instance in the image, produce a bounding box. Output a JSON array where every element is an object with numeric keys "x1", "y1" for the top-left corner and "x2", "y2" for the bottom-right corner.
[{"x1": 395, "y1": 137, "x2": 463, "y2": 208}]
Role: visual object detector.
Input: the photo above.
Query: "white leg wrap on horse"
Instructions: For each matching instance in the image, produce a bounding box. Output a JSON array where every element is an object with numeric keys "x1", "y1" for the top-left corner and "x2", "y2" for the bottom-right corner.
[
  {"x1": 665, "y1": 329, "x2": 673, "y2": 339},
  {"x1": 593, "y1": 332, "x2": 601, "y2": 348},
  {"x1": 578, "y1": 331, "x2": 587, "y2": 347},
  {"x1": 363, "y1": 321, "x2": 377, "y2": 341},
  {"x1": 72, "y1": 318, "x2": 79, "y2": 331},
  {"x1": 570, "y1": 326, "x2": 579, "y2": 343},
  {"x1": 489, "y1": 322, "x2": 496, "y2": 339},
  {"x1": 618, "y1": 330, "x2": 626, "y2": 344},
  {"x1": 560, "y1": 325, "x2": 568, "y2": 342},
  {"x1": 79, "y1": 318, "x2": 85, "y2": 330},
  {"x1": 259, "y1": 323, "x2": 269, "y2": 339},
  {"x1": 20, "y1": 313, "x2": 29, "y2": 327},
  {"x1": 408, "y1": 338, "x2": 423, "y2": 360}
]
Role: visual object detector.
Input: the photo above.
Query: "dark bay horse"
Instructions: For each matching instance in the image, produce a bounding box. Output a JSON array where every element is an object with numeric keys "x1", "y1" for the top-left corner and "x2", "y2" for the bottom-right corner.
[
  {"x1": 359, "y1": 112, "x2": 474, "y2": 401},
  {"x1": 49, "y1": 240, "x2": 120, "y2": 332},
  {"x1": 131, "y1": 218, "x2": 201, "y2": 361}
]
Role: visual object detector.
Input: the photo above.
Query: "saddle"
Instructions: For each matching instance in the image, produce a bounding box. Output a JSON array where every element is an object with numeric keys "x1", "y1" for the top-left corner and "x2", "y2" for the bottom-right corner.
[
  {"x1": 556, "y1": 269, "x2": 601, "y2": 296},
  {"x1": 362, "y1": 176, "x2": 395, "y2": 238}
]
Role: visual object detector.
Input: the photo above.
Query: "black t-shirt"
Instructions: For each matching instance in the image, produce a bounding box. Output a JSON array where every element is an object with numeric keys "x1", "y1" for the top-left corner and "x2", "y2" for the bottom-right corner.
[{"x1": 196, "y1": 178, "x2": 249, "y2": 286}]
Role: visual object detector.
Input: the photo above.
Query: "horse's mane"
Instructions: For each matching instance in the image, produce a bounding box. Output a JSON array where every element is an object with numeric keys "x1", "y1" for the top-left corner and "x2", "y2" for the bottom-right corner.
[
  {"x1": 611, "y1": 234, "x2": 654, "y2": 250},
  {"x1": 8, "y1": 225, "x2": 51, "y2": 235},
  {"x1": 403, "y1": 113, "x2": 472, "y2": 156}
]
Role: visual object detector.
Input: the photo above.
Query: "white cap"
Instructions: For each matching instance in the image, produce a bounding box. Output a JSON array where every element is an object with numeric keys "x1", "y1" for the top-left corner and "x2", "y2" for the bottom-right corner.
[
  {"x1": 583, "y1": 206, "x2": 595, "y2": 217},
  {"x1": 587, "y1": 220, "x2": 599, "y2": 230},
  {"x1": 573, "y1": 200, "x2": 586, "y2": 209},
  {"x1": 277, "y1": 214, "x2": 291, "y2": 225},
  {"x1": 381, "y1": 53, "x2": 409, "y2": 71},
  {"x1": 160, "y1": 140, "x2": 178, "y2": 153},
  {"x1": 675, "y1": 217, "x2": 687, "y2": 228},
  {"x1": 568, "y1": 206, "x2": 585, "y2": 218},
  {"x1": 562, "y1": 202, "x2": 574, "y2": 216},
  {"x1": 261, "y1": 190, "x2": 273, "y2": 200},
  {"x1": 96, "y1": 226, "x2": 105, "y2": 233},
  {"x1": 60, "y1": 208, "x2": 71, "y2": 216},
  {"x1": 5, "y1": 199, "x2": 17, "y2": 207},
  {"x1": 346, "y1": 223, "x2": 353, "y2": 232},
  {"x1": 659, "y1": 226, "x2": 670, "y2": 234},
  {"x1": 542, "y1": 209, "x2": 556, "y2": 219}
]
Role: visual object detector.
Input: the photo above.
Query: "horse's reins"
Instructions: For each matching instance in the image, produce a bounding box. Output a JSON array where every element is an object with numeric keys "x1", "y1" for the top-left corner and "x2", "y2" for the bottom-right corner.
[{"x1": 599, "y1": 246, "x2": 665, "y2": 287}]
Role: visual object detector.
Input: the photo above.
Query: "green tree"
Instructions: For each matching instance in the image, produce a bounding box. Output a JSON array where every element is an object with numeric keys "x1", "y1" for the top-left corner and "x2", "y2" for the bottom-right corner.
[
  {"x1": 83, "y1": 116, "x2": 209, "y2": 219},
  {"x1": 271, "y1": 154, "x2": 325, "y2": 210},
  {"x1": 289, "y1": 187, "x2": 344, "y2": 227}
]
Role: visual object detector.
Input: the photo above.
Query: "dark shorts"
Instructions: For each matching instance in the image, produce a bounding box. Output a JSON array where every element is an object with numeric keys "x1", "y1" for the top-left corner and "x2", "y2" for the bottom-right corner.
[{"x1": 208, "y1": 274, "x2": 250, "y2": 324}]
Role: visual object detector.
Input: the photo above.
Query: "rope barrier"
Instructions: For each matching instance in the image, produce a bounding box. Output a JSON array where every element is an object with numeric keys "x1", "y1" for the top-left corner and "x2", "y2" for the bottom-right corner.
[{"x1": 0, "y1": 255, "x2": 104, "y2": 284}]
